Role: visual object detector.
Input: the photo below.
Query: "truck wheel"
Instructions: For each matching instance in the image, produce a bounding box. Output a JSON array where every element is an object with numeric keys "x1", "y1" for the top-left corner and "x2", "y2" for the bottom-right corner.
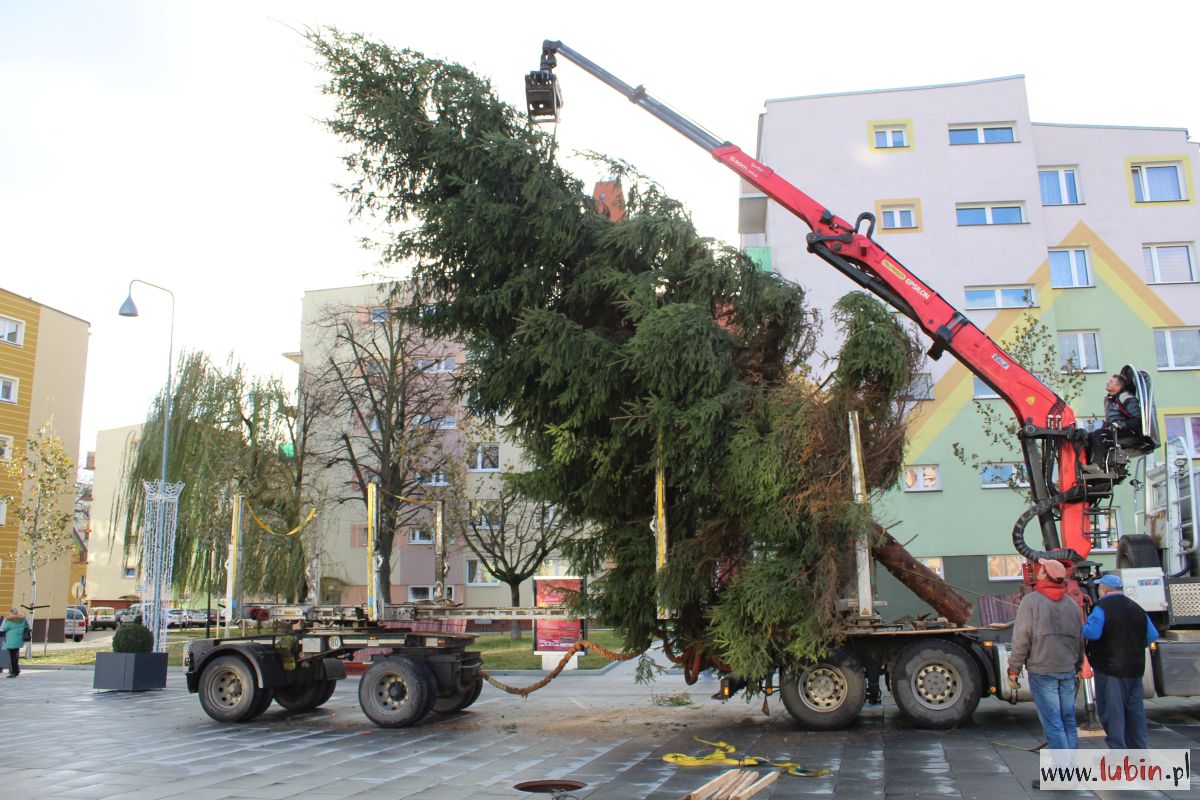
[
  {"x1": 780, "y1": 649, "x2": 867, "y2": 731},
  {"x1": 198, "y1": 655, "x2": 262, "y2": 723},
  {"x1": 1117, "y1": 535, "x2": 1160, "y2": 569},
  {"x1": 890, "y1": 640, "x2": 981, "y2": 729},
  {"x1": 432, "y1": 678, "x2": 483, "y2": 714},
  {"x1": 358, "y1": 657, "x2": 436, "y2": 728},
  {"x1": 275, "y1": 682, "x2": 327, "y2": 712},
  {"x1": 315, "y1": 680, "x2": 337, "y2": 708},
  {"x1": 244, "y1": 687, "x2": 275, "y2": 721}
]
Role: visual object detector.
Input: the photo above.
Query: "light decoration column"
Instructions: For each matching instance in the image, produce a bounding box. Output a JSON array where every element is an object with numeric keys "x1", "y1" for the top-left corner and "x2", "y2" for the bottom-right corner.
[{"x1": 140, "y1": 479, "x2": 184, "y2": 652}]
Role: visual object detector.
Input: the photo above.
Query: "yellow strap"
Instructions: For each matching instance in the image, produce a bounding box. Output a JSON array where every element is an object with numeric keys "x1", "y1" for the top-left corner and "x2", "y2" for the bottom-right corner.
[
  {"x1": 245, "y1": 505, "x2": 318, "y2": 538},
  {"x1": 662, "y1": 737, "x2": 831, "y2": 778}
]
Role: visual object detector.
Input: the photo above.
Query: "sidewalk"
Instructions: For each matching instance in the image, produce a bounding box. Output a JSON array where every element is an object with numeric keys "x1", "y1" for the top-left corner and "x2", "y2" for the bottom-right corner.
[{"x1": 1, "y1": 654, "x2": 1196, "y2": 799}]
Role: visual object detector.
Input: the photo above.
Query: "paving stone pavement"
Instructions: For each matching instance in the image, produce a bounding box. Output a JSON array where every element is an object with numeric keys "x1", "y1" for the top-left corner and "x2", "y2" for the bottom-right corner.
[{"x1": 2, "y1": 658, "x2": 1197, "y2": 799}]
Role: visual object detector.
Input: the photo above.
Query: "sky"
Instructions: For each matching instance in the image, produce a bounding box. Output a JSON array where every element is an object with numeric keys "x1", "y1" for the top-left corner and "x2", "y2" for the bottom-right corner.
[{"x1": 2, "y1": 0, "x2": 1197, "y2": 464}]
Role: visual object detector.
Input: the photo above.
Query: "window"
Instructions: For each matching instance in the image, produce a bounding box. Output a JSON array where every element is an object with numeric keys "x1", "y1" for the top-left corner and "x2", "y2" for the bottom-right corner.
[
  {"x1": 470, "y1": 443, "x2": 500, "y2": 471},
  {"x1": 972, "y1": 377, "x2": 1000, "y2": 399},
  {"x1": 1057, "y1": 331, "x2": 1102, "y2": 372},
  {"x1": 409, "y1": 528, "x2": 434, "y2": 545},
  {"x1": 1143, "y1": 243, "x2": 1196, "y2": 284},
  {"x1": 0, "y1": 501, "x2": 6, "y2": 527},
  {"x1": 1039, "y1": 167, "x2": 1080, "y2": 205},
  {"x1": 536, "y1": 557, "x2": 573, "y2": 577},
  {"x1": 419, "y1": 470, "x2": 449, "y2": 486},
  {"x1": 980, "y1": 463, "x2": 1029, "y2": 489},
  {"x1": 1049, "y1": 248, "x2": 1092, "y2": 288},
  {"x1": 987, "y1": 554, "x2": 1024, "y2": 581},
  {"x1": 414, "y1": 414, "x2": 456, "y2": 430},
  {"x1": 364, "y1": 360, "x2": 385, "y2": 378},
  {"x1": 466, "y1": 558, "x2": 500, "y2": 585},
  {"x1": 408, "y1": 586, "x2": 431, "y2": 602},
  {"x1": 1154, "y1": 327, "x2": 1200, "y2": 369},
  {"x1": 964, "y1": 285, "x2": 1036, "y2": 309},
  {"x1": 416, "y1": 357, "x2": 457, "y2": 374},
  {"x1": 873, "y1": 125, "x2": 908, "y2": 149},
  {"x1": 900, "y1": 372, "x2": 934, "y2": 401},
  {"x1": 368, "y1": 306, "x2": 389, "y2": 323},
  {"x1": 956, "y1": 203, "x2": 1024, "y2": 225},
  {"x1": 918, "y1": 557, "x2": 945, "y2": 579},
  {"x1": 366, "y1": 415, "x2": 381, "y2": 433},
  {"x1": 123, "y1": 566, "x2": 136, "y2": 578},
  {"x1": 902, "y1": 465, "x2": 941, "y2": 492},
  {"x1": 1164, "y1": 415, "x2": 1200, "y2": 455},
  {"x1": 949, "y1": 124, "x2": 1016, "y2": 145},
  {"x1": 1131, "y1": 161, "x2": 1186, "y2": 203},
  {"x1": 0, "y1": 376, "x2": 17, "y2": 404},
  {"x1": 881, "y1": 205, "x2": 916, "y2": 230},
  {"x1": 0, "y1": 435, "x2": 12, "y2": 460},
  {"x1": 350, "y1": 524, "x2": 368, "y2": 548},
  {"x1": 0, "y1": 316, "x2": 23, "y2": 346},
  {"x1": 468, "y1": 500, "x2": 499, "y2": 529},
  {"x1": 1090, "y1": 508, "x2": 1122, "y2": 552}
]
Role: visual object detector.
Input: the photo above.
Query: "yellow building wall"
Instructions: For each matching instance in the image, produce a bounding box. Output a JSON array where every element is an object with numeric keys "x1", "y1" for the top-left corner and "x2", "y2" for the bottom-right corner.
[{"x1": 0, "y1": 290, "x2": 39, "y2": 612}]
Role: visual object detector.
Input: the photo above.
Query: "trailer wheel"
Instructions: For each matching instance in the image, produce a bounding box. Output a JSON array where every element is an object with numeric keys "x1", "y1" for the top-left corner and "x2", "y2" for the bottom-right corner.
[
  {"x1": 780, "y1": 649, "x2": 867, "y2": 731},
  {"x1": 275, "y1": 682, "x2": 328, "y2": 712},
  {"x1": 1117, "y1": 534, "x2": 1160, "y2": 569},
  {"x1": 314, "y1": 679, "x2": 337, "y2": 707},
  {"x1": 244, "y1": 687, "x2": 275, "y2": 721},
  {"x1": 890, "y1": 640, "x2": 981, "y2": 730},
  {"x1": 432, "y1": 678, "x2": 483, "y2": 714},
  {"x1": 198, "y1": 654, "x2": 263, "y2": 723},
  {"x1": 358, "y1": 657, "x2": 436, "y2": 728}
]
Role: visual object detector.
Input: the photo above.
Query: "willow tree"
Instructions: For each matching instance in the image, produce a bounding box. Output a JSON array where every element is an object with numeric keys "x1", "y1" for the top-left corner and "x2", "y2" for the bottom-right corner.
[
  {"x1": 313, "y1": 31, "x2": 920, "y2": 683},
  {"x1": 116, "y1": 352, "x2": 321, "y2": 601}
]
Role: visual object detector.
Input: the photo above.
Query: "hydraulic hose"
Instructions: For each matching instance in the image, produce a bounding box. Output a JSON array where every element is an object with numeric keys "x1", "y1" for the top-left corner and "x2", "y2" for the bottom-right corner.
[{"x1": 1012, "y1": 485, "x2": 1087, "y2": 563}]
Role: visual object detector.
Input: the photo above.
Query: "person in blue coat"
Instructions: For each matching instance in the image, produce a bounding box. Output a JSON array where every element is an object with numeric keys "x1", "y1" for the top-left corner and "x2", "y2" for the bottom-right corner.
[
  {"x1": 1083, "y1": 574, "x2": 1159, "y2": 748},
  {"x1": 2, "y1": 608, "x2": 30, "y2": 677}
]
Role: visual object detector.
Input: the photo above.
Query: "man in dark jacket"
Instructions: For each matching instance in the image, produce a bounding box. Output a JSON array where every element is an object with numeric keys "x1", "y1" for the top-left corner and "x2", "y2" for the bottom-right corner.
[
  {"x1": 1083, "y1": 573, "x2": 1159, "y2": 748},
  {"x1": 1007, "y1": 558, "x2": 1085, "y2": 751},
  {"x1": 1084, "y1": 374, "x2": 1141, "y2": 473}
]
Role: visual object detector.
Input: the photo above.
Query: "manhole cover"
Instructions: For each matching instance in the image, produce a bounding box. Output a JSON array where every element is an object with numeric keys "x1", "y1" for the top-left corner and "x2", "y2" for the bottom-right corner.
[{"x1": 513, "y1": 778, "x2": 587, "y2": 795}]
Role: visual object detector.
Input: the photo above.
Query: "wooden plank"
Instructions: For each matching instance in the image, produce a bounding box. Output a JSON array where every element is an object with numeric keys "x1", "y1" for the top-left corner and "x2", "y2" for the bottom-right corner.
[{"x1": 733, "y1": 770, "x2": 779, "y2": 799}]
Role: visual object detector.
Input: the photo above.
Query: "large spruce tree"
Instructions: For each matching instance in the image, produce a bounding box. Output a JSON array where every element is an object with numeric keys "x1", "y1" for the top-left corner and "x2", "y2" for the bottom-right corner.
[{"x1": 312, "y1": 30, "x2": 919, "y2": 682}]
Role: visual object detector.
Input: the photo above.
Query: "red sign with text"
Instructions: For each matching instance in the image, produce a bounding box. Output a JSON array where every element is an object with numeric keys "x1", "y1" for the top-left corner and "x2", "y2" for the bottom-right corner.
[{"x1": 532, "y1": 577, "x2": 584, "y2": 653}]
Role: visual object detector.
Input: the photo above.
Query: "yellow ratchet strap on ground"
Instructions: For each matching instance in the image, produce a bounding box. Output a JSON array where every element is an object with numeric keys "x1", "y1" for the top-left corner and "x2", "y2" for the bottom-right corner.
[{"x1": 662, "y1": 738, "x2": 831, "y2": 778}]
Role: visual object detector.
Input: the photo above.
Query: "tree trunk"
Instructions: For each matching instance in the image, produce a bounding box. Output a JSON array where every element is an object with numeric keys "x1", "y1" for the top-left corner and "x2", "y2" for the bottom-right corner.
[
  {"x1": 508, "y1": 582, "x2": 521, "y2": 640},
  {"x1": 872, "y1": 525, "x2": 974, "y2": 626}
]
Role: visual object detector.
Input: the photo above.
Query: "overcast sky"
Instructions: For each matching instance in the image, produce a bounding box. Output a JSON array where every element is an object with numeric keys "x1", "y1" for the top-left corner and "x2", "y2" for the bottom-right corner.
[{"x1": 2, "y1": 0, "x2": 1197, "y2": 463}]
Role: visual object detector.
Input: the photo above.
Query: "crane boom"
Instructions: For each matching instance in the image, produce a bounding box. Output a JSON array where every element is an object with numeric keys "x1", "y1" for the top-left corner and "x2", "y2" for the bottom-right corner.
[{"x1": 527, "y1": 40, "x2": 1096, "y2": 564}]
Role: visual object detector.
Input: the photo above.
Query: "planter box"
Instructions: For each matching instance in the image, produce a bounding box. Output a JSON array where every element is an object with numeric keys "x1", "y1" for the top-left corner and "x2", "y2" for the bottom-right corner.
[{"x1": 94, "y1": 651, "x2": 168, "y2": 691}]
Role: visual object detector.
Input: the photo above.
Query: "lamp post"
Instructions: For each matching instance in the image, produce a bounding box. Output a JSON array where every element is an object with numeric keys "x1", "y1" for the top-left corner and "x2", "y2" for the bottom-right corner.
[{"x1": 119, "y1": 280, "x2": 178, "y2": 652}]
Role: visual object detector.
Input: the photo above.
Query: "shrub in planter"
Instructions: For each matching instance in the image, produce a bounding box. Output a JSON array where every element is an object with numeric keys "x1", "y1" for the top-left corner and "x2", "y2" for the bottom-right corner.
[
  {"x1": 95, "y1": 621, "x2": 166, "y2": 691},
  {"x1": 112, "y1": 623, "x2": 153, "y2": 653}
]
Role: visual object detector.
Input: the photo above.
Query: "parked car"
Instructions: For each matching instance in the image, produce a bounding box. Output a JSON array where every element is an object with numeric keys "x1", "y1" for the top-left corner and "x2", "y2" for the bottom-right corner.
[
  {"x1": 64, "y1": 607, "x2": 86, "y2": 642},
  {"x1": 165, "y1": 608, "x2": 189, "y2": 629},
  {"x1": 90, "y1": 606, "x2": 118, "y2": 630},
  {"x1": 186, "y1": 609, "x2": 209, "y2": 627},
  {"x1": 118, "y1": 604, "x2": 145, "y2": 625},
  {"x1": 68, "y1": 604, "x2": 89, "y2": 630}
]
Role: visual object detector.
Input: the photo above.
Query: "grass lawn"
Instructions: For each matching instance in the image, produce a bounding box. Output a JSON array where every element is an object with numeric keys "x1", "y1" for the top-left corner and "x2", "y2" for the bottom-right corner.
[{"x1": 24, "y1": 627, "x2": 633, "y2": 671}]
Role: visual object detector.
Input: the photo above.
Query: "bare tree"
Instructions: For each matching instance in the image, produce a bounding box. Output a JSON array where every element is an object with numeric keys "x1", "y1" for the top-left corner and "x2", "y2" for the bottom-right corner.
[
  {"x1": 448, "y1": 463, "x2": 577, "y2": 639},
  {"x1": 311, "y1": 301, "x2": 459, "y2": 604},
  {"x1": 1, "y1": 421, "x2": 75, "y2": 649}
]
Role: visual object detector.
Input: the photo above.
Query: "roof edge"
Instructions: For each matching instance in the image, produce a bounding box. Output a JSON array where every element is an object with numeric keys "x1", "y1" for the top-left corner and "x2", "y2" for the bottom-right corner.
[{"x1": 766, "y1": 75, "x2": 1025, "y2": 104}]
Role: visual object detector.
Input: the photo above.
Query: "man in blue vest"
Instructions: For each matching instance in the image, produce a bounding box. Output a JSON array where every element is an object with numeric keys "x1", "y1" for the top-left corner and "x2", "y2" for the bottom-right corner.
[{"x1": 1082, "y1": 573, "x2": 1159, "y2": 748}]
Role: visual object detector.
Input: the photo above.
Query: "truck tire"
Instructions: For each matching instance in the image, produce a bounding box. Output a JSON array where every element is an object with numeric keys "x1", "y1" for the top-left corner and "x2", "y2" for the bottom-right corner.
[
  {"x1": 890, "y1": 640, "x2": 981, "y2": 730},
  {"x1": 244, "y1": 687, "x2": 275, "y2": 721},
  {"x1": 358, "y1": 657, "x2": 436, "y2": 728},
  {"x1": 780, "y1": 649, "x2": 867, "y2": 731},
  {"x1": 275, "y1": 682, "x2": 328, "y2": 712},
  {"x1": 198, "y1": 654, "x2": 264, "y2": 723},
  {"x1": 1117, "y1": 534, "x2": 1160, "y2": 569},
  {"x1": 315, "y1": 679, "x2": 337, "y2": 708},
  {"x1": 432, "y1": 678, "x2": 483, "y2": 714}
]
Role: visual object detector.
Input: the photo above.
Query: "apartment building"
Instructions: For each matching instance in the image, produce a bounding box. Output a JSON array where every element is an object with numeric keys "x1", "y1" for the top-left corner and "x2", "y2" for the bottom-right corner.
[
  {"x1": 0, "y1": 288, "x2": 90, "y2": 640},
  {"x1": 84, "y1": 424, "x2": 144, "y2": 608},
  {"x1": 741, "y1": 76, "x2": 1200, "y2": 622},
  {"x1": 294, "y1": 284, "x2": 558, "y2": 615}
]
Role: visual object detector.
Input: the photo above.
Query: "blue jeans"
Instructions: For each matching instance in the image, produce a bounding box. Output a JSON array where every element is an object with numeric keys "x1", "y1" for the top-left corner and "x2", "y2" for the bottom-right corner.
[
  {"x1": 1028, "y1": 672, "x2": 1079, "y2": 750},
  {"x1": 1094, "y1": 671, "x2": 1149, "y2": 749}
]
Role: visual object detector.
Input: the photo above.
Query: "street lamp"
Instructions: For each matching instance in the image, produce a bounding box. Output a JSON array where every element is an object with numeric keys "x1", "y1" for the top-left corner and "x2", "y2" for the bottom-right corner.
[
  {"x1": 119, "y1": 280, "x2": 175, "y2": 485},
  {"x1": 119, "y1": 280, "x2": 178, "y2": 653}
]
